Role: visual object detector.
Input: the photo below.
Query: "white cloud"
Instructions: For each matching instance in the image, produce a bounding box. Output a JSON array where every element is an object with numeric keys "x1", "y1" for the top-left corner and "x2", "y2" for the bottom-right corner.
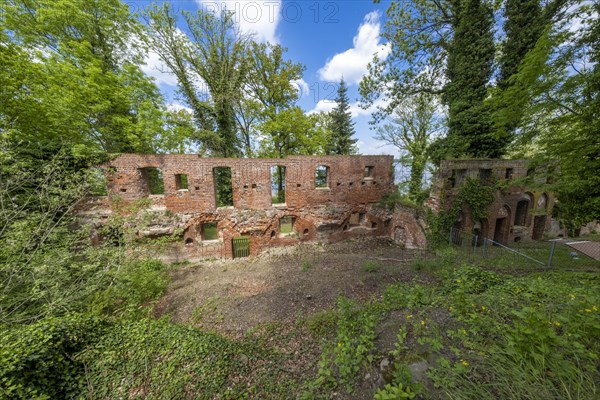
[
  {"x1": 318, "y1": 11, "x2": 390, "y2": 85},
  {"x1": 141, "y1": 49, "x2": 178, "y2": 87},
  {"x1": 291, "y1": 78, "x2": 310, "y2": 97},
  {"x1": 167, "y1": 102, "x2": 194, "y2": 114},
  {"x1": 307, "y1": 100, "x2": 336, "y2": 115},
  {"x1": 308, "y1": 96, "x2": 391, "y2": 119},
  {"x1": 357, "y1": 139, "x2": 397, "y2": 156},
  {"x1": 197, "y1": 1, "x2": 281, "y2": 43}
]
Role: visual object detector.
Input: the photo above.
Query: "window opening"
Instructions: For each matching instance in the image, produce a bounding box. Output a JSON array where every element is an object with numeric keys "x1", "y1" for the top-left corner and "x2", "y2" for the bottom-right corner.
[
  {"x1": 141, "y1": 167, "x2": 164, "y2": 195},
  {"x1": 450, "y1": 169, "x2": 467, "y2": 188},
  {"x1": 505, "y1": 168, "x2": 514, "y2": 179},
  {"x1": 175, "y1": 174, "x2": 189, "y2": 190},
  {"x1": 514, "y1": 199, "x2": 529, "y2": 226},
  {"x1": 213, "y1": 167, "x2": 233, "y2": 207},
  {"x1": 270, "y1": 165, "x2": 286, "y2": 205},
  {"x1": 279, "y1": 216, "x2": 294, "y2": 234},
  {"x1": 202, "y1": 222, "x2": 218, "y2": 241},
  {"x1": 479, "y1": 168, "x2": 493, "y2": 185},
  {"x1": 315, "y1": 165, "x2": 329, "y2": 188},
  {"x1": 364, "y1": 166, "x2": 374, "y2": 178}
]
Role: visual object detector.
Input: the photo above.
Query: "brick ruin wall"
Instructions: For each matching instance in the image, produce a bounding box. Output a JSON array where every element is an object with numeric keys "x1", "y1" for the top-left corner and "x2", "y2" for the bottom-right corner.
[
  {"x1": 428, "y1": 159, "x2": 555, "y2": 244},
  {"x1": 83, "y1": 154, "x2": 427, "y2": 260}
]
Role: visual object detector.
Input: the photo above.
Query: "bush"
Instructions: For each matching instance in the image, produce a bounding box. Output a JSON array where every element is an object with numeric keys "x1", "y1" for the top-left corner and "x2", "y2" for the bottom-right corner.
[
  {"x1": 0, "y1": 315, "x2": 106, "y2": 400},
  {"x1": 362, "y1": 260, "x2": 380, "y2": 273},
  {"x1": 79, "y1": 318, "x2": 248, "y2": 399},
  {"x1": 89, "y1": 258, "x2": 169, "y2": 316}
]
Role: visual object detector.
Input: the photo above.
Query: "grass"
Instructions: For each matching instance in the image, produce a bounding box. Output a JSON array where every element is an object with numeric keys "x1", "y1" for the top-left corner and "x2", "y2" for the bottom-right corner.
[
  {"x1": 362, "y1": 260, "x2": 380, "y2": 273},
  {"x1": 280, "y1": 216, "x2": 293, "y2": 233},
  {"x1": 301, "y1": 259, "x2": 313, "y2": 271},
  {"x1": 300, "y1": 243, "x2": 600, "y2": 399},
  {"x1": 6, "y1": 241, "x2": 599, "y2": 399}
]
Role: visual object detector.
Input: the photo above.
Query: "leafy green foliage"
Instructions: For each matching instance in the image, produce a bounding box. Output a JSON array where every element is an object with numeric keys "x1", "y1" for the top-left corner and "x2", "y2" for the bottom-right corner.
[
  {"x1": 375, "y1": 93, "x2": 441, "y2": 199},
  {"x1": 79, "y1": 318, "x2": 249, "y2": 399},
  {"x1": 89, "y1": 259, "x2": 169, "y2": 317},
  {"x1": 443, "y1": 0, "x2": 498, "y2": 158},
  {"x1": 0, "y1": 314, "x2": 107, "y2": 400},
  {"x1": 428, "y1": 177, "x2": 495, "y2": 246},
  {"x1": 0, "y1": 0, "x2": 178, "y2": 157},
  {"x1": 374, "y1": 383, "x2": 418, "y2": 399},
  {"x1": 362, "y1": 260, "x2": 380, "y2": 273},
  {"x1": 143, "y1": 3, "x2": 248, "y2": 157},
  {"x1": 306, "y1": 297, "x2": 378, "y2": 394}
]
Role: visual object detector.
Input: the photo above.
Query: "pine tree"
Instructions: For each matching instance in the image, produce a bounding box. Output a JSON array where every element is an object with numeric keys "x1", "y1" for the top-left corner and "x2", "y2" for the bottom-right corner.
[
  {"x1": 443, "y1": 0, "x2": 497, "y2": 158},
  {"x1": 327, "y1": 78, "x2": 357, "y2": 154}
]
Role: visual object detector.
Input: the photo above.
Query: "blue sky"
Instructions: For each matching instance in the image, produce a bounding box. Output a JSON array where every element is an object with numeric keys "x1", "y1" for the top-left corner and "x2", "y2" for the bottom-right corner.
[{"x1": 132, "y1": 0, "x2": 397, "y2": 156}]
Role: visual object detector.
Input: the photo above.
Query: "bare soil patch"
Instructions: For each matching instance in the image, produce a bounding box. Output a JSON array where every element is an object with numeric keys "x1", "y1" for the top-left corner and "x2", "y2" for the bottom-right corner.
[{"x1": 154, "y1": 238, "x2": 432, "y2": 337}]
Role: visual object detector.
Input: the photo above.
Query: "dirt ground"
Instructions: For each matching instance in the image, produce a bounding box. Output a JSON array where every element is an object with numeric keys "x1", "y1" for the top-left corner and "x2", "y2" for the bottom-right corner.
[{"x1": 154, "y1": 237, "x2": 433, "y2": 337}]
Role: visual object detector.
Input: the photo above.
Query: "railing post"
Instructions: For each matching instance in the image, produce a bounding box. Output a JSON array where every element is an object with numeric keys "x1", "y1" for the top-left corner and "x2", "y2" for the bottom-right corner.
[
  {"x1": 473, "y1": 235, "x2": 478, "y2": 257},
  {"x1": 547, "y1": 241, "x2": 557, "y2": 269},
  {"x1": 483, "y1": 238, "x2": 488, "y2": 258},
  {"x1": 449, "y1": 227, "x2": 453, "y2": 245}
]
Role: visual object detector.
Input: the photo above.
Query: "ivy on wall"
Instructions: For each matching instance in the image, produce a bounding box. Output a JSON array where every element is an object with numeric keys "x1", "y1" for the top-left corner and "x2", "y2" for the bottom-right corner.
[{"x1": 428, "y1": 177, "x2": 496, "y2": 246}]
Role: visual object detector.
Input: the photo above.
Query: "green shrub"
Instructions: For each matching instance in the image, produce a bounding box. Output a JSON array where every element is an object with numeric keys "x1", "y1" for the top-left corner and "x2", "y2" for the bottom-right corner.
[
  {"x1": 0, "y1": 315, "x2": 106, "y2": 400},
  {"x1": 79, "y1": 318, "x2": 248, "y2": 399},
  {"x1": 374, "y1": 383, "x2": 418, "y2": 399},
  {"x1": 307, "y1": 310, "x2": 337, "y2": 336},
  {"x1": 89, "y1": 258, "x2": 169, "y2": 315},
  {"x1": 444, "y1": 265, "x2": 502, "y2": 295},
  {"x1": 362, "y1": 260, "x2": 380, "y2": 273},
  {"x1": 311, "y1": 297, "x2": 378, "y2": 393}
]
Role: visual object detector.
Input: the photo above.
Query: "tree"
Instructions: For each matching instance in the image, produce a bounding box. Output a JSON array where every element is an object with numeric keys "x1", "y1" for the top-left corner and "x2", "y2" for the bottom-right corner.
[
  {"x1": 506, "y1": 1, "x2": 599, "y2": 226},
  {"x1": 246, "y1": 42, "x2": 306, "y2": 159},
  {"x1": 143, "y1": 4, "x2": 251, "y2": 157},
  {"x1": 327, "y1": 78, "x2": 358, "y2": 155},
  {"x1": 359, "y1": 1, "x2": 452, "y2": 125},
  {"x1": 498, "y1": 0, "x2": 545, "y2": 90},
  {"x1": 375, "y1": 93, "x2": 443, "y2": 200},
  {"x1": 491, "y1": 0, "x2": 563, "y2": 148},
  {"x1": 1, "y1": 0, "x2": 166, "y2": 158},
  {"x1": 259, "y1": 107, "x2": 328, "y2": 158},
  {"x1": 360, "y1": 0, "x2": 498, "y2": 161},
  {"x1": 442, "y1": 0, "x2": 496, "y2": 158}
]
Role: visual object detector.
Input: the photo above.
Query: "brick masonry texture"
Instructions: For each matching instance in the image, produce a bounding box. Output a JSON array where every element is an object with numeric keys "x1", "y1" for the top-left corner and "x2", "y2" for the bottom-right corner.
[
  {"x1": 428, "y1": 159, "x2": 555, "y2": 244},
  {"x1": 84, "y1": 154, "x2": 428, "y2": 260}
]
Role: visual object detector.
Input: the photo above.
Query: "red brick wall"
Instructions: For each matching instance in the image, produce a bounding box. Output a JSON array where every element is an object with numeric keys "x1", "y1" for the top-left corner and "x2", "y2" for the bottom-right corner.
[
  {"x1": 103, "y1": 154, "x2": 394, "y2": 212},
  {"x1": 94, "y1": 154, "x2": 407, "y2": 259},
  {"x1": 429, "y1": 159, "x2": 555, "y2": 244}
]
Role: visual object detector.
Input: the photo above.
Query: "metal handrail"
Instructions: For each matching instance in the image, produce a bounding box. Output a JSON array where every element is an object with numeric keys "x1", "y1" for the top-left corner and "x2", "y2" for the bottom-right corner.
[{"x1": 483, "y1": 238, "x2": 546, "y2": 266}]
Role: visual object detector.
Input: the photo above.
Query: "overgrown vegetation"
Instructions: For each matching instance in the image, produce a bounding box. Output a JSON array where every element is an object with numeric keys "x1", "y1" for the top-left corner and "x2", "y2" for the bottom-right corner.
[
  {"x1": 1, "y1": 0, "x2": 599, "y2": 398},
  {"x1": 427, "y1": 177, "x2": 496, "y2": 246},
  {"x1": 300, "y1": 256, "x2": 600, "y2": 399}
]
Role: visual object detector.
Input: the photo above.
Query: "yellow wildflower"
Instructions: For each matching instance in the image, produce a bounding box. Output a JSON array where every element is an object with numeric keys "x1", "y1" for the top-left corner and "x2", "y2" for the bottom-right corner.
[
  {"x1": 421, "y1": 320, "x2": 425, "y2": 326},
  {"x1": 461, "y1": 360, "x2": 469, "y2": 366}
]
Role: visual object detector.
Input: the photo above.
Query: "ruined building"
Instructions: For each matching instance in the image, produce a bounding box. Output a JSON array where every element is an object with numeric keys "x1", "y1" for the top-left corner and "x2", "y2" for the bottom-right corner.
[
  {"x1": 427, "y1": 159, "x2": 555, "y2": 244},
  {"x1": 91, "y1": 154, "x2": 427, "y2": 259}
]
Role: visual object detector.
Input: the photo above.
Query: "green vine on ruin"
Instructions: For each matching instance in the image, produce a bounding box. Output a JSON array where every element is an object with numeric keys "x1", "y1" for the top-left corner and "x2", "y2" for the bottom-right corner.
[{"x1": 428, "y1": 177, "x2": 496, "y2": 246}]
